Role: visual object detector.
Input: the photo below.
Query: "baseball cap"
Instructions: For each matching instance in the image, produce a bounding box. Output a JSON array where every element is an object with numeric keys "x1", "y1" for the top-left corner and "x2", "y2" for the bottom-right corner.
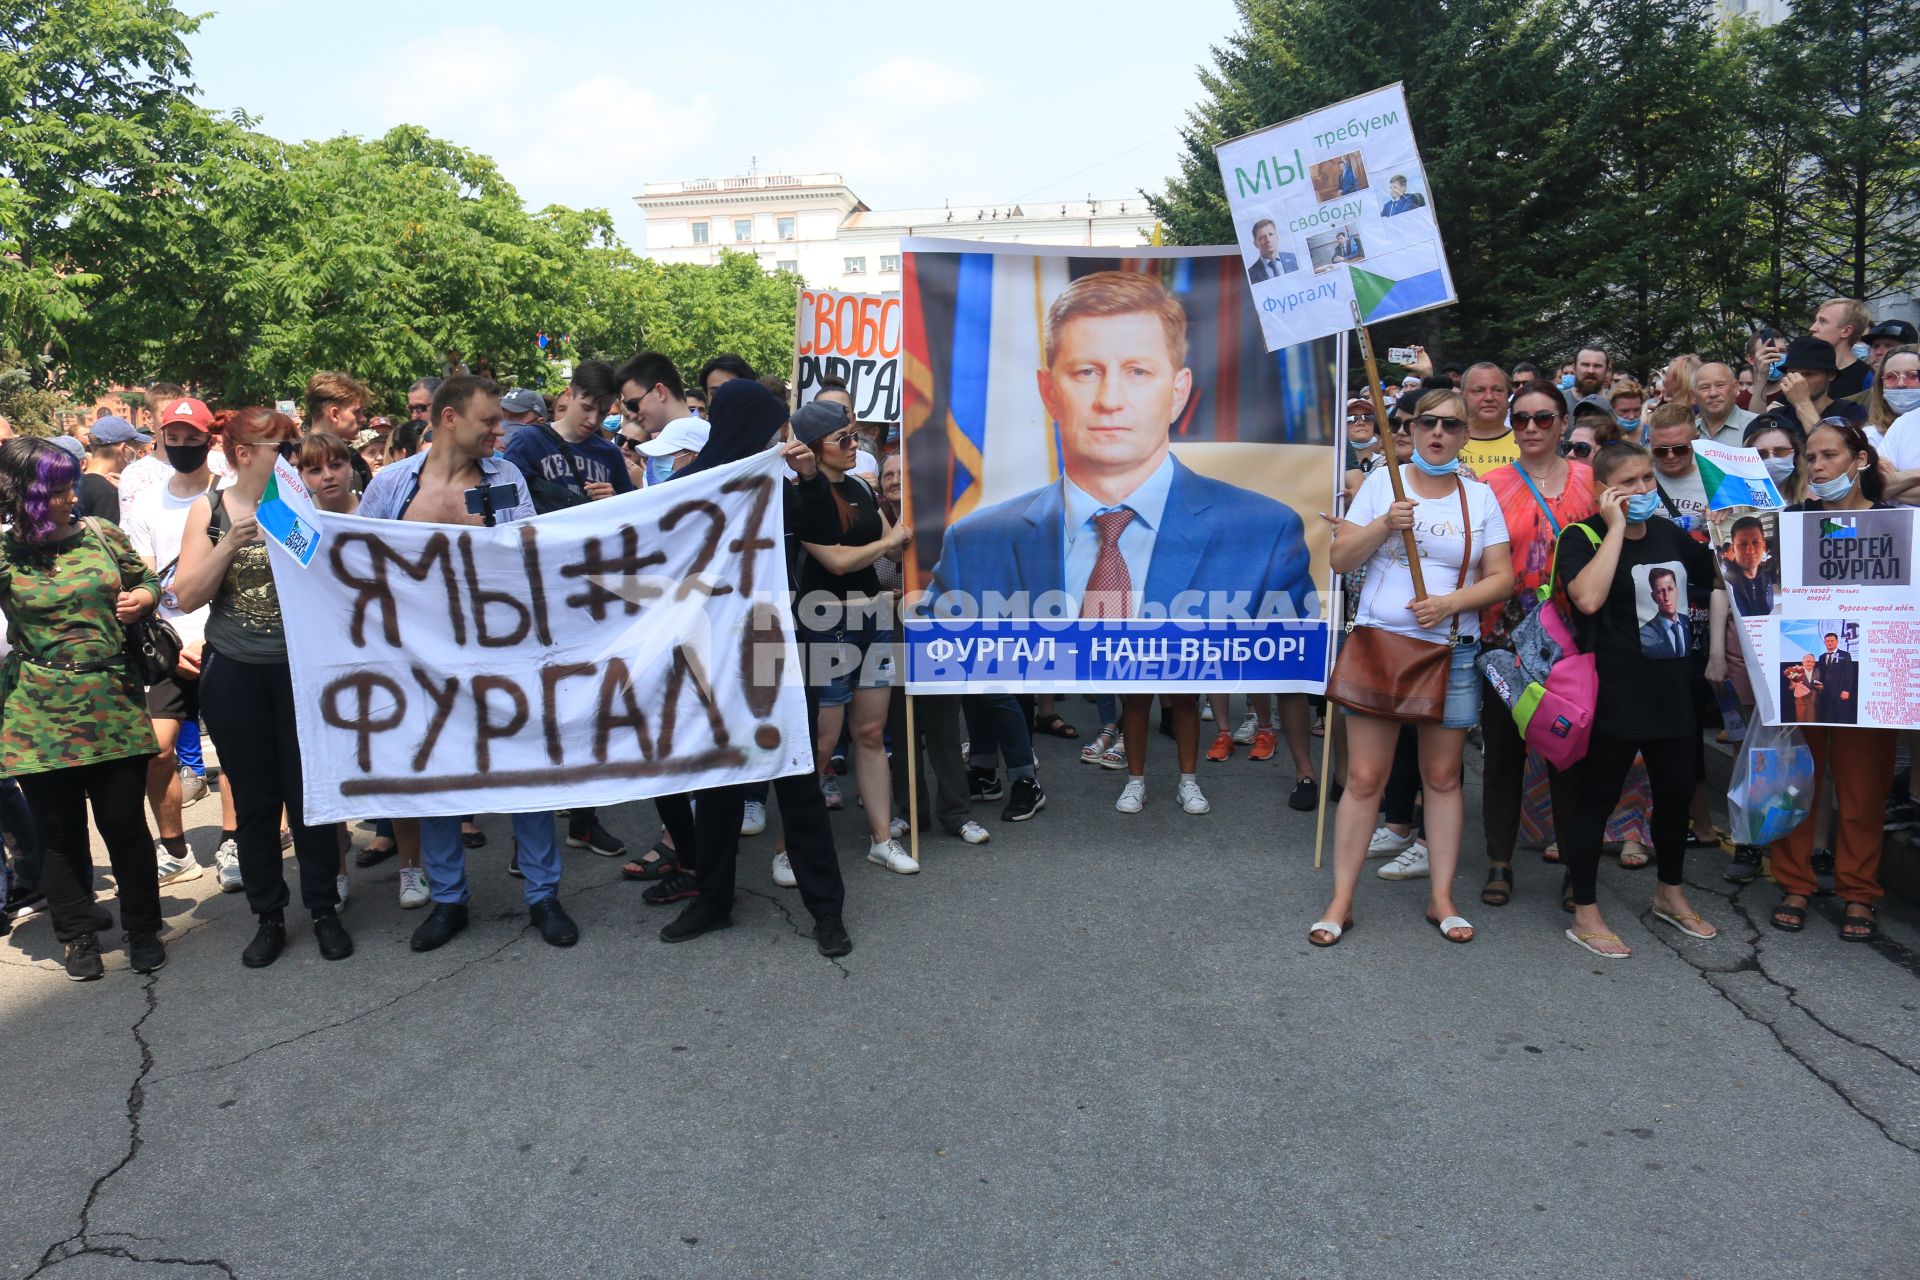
[
  {"x1": 638, "y1": 419, "x2": 710, "y2": 456},
  {"x1": 1345, "y1": 396, "x2": 1377, "y2": 417},
  {"x1": 50, "y1": 436, "x2": 86, "y2": 460},
  {"x1": 158, "y1": 397, "x2": 214, "y2": 432},
  {"x1": 499, "y1": 387, "x2": 546, "y2": 418},
  {"x1": 1570, "y1": 394, "x2": 1614, "y2": 419},
  {"x1": 89, "y1": 416, "x2": 151, "y2": 445},
  {"x1": 788, "y1": 399, "x2": 851, "y2": 445},
  {"x1": 1866, "y1": 319, "x2": 1918, "y2": 345}
]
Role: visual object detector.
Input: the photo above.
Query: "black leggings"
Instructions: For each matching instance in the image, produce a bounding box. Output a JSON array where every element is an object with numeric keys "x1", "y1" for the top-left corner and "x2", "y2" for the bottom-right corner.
[
  {"x1": 16, "y1": 756, "x2": 159, "y2": 942},
  {"x1": 1560, "y1": 734, "x2": 1693, "y2": 906},
  {"x1": 200, "y1": 652, "x2": 340, "y2": 918},
  {"x1": 1382, "y1": 726, "x2": 1421, "y2": 829}
]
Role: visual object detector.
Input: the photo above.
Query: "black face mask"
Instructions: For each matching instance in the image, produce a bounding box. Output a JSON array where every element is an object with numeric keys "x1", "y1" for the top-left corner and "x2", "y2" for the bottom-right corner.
[{"x1": 165, "y1": 442, "x2": 211, "y2": 473}]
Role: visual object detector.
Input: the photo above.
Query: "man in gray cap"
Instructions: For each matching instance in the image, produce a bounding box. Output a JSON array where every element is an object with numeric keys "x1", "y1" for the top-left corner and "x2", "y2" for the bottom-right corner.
[
  {"x1": 498, "y1": 387, "x2": 547, "y2": 441},
  {"x1": 78, "y1": 415, "x2": 150, "y2": 524}
]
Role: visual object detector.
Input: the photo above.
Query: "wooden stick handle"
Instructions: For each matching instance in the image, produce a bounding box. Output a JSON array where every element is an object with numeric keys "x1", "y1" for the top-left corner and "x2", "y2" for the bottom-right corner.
[{"x1": 1349, "y1": 305, "x2": 1429, "y2": 599}]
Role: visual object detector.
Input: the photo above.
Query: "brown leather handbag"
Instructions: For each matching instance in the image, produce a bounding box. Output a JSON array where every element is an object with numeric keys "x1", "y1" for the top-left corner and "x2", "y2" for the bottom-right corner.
[{"x1": 1327, "y1": 481, "x2": 1472, "y2": 723}]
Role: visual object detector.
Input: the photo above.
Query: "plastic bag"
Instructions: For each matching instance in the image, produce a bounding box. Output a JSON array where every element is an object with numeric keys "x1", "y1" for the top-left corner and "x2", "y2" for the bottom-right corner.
[{"x1": 1726, "y1": 722, "x2": 1815, "y2": 846}]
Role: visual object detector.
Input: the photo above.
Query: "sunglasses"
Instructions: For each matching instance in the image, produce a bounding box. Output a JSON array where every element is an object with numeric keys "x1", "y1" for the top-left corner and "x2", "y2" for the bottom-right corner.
[
  {"x1": 1345, "y1": 414, "x2": 1376, "y2": 424},
  {"x1": 1565, "y1": 441, "x2": 1594, "y2": 458},
  {"x1": 1752, "y1": 445, "x2": 1795, "y2": 460},
  {"x1": 1389, "y1": 420, "x2": 1412, "y2": 435},
  {"x1": 1512, "y1": 410, "x2": 1562, "y2": 427},
  {"x1": 1412, "y1": 414, "x2": 1467, "y2": 434},
  {"x1": 620, "y1": 396, "x2": 648, "y2": 415},
  {"x1": 823, "y1": 430, "x2": 859, "y2": 448},
  {"x1": 618, "y1": 437, "x2": 646, "y2": 453},
  {"x1": 1650, "y1": 444, "x2": 1692, "y2": 458}
]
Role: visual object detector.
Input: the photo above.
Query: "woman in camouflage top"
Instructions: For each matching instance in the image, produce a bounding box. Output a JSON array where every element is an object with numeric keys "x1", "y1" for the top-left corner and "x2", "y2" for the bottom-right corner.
[{"x1": 0, "y1": 438, "x2": 166, "y2": 981}]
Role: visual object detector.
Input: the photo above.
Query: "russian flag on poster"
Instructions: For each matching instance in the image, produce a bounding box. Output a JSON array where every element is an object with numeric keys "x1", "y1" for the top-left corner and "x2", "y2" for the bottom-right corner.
[{"x1": 1694, "y1": 440, "x2": 1785, "y2": 512}]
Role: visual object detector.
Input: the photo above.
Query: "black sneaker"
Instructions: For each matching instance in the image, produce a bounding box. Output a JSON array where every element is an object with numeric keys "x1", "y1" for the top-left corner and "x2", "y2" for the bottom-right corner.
[
  {"x1": 813, "y1": 913, "x2": 853, "y2": 958},
  {"x1": 1288, "y1": 777, "x2": 1317, "y2": 812},
  {"x1": 1811, "y1": 847, "x2": 1836, "y2": 890},
  {"x1": 564, "y1": 820, "x2": 626, "y2": 857},
  {"x1": 242, "y1": 915, "x2": 287, "y2": 968},
  {"x1": 64, "y1": 933, "x2": 105, "y2": 981},
  {"x1": 1001, "y1": 777, "x2": 1046, "y2": 822},
  {"x1": 1885, "y1": 794, "x2": 1920, "y2": 831},
  {"x1": 126, "y1": 930, "x2": 167, "y2": 974},
  {"x1": 968, "y1": 768, "x2": 1004, "y2": 802},
  {"x1": 312, "y1": 913, "x2": 354, "y2": 961},
  {"x1": 1724, "y1": 844, "x2": 1763, "y2": 885},
  {"x1": 642, "y1": 871, "x2": 700, "y2": 906}
]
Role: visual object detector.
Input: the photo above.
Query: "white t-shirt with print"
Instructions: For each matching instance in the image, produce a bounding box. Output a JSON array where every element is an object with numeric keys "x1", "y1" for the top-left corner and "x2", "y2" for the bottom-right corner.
[
  {"x1": 1346, "y1": 465, "x2": 1510, "y2": 644},
  {"x1": 121, "y1": 475, "x2": 225, "y2": 649}
]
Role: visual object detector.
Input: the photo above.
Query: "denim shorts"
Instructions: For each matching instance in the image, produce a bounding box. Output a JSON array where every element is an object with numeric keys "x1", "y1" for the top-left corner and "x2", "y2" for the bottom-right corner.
[
  {"x1": 801, "y1": 624, "x2": 896, "y2": 708},
  {"x1": 1339, "y1": 637, "x2": 1481, "y2": 728}
]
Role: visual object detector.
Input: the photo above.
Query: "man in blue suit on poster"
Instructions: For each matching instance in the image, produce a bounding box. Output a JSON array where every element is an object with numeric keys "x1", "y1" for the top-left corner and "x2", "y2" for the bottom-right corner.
[{"x1": 927, "y1": 270, "x2": 1314, "y2": 623}]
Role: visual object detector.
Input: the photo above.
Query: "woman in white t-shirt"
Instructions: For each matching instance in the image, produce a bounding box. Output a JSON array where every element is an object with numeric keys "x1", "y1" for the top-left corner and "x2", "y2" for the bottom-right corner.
[{"x1": 1310, "y1": 389, "x2": 1514, "y2": 948}]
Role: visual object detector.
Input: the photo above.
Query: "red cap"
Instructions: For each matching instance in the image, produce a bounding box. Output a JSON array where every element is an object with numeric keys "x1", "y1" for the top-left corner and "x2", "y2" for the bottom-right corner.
[{"x1": 158, "y1": 396, "x2": 214, "y2": 432}]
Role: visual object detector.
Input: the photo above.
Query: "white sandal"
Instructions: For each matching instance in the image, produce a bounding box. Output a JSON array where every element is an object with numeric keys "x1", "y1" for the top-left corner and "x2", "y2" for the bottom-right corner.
[
  {"x1": 1428, "y1": 914, "x2": 1474, "y2": 944},
  {"x1": 1307, "y1": 918, "x2": 1353, "y2": 948}
]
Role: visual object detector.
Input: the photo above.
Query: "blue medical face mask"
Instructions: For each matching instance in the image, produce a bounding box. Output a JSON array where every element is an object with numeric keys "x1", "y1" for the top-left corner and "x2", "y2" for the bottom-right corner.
[
  {"x1": 1615, "y1": 414, "x2": 1640, "y2": 430},
  {"x1": 1767, "y1": 360, "x2": 1785, "y2": 382},
  {"x1": 1624, "y1": 491, "x2": 1661, "y2": 523},
  {"x1": 1763, "y1": 455, "x2": 1796, "y2": 483},
  {"x1": 1411, "y1": 451, "x2": 1461, "y2": 476},
  {"x1": 1809, "y1": 470, "x2": 1856, "y2": 501},
  {"x1": 1884, "y1": 388, "x2": 1920, "y2": 414},
  {"x1": 1558, "y1": 373, "x2": 1575, "y2": 390},
  {"x1": 1851, "y1": 342, "x2": 1871, "y2": 361},
  {"x1": 647, "y1": 454, "x2": 677, "y2": 485}
]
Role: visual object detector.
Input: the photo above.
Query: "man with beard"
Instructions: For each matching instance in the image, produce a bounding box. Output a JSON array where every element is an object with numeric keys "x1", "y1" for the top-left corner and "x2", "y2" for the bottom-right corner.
[{"x1": 1562, "y1": 347, "x2": 1613, "y2": 414}]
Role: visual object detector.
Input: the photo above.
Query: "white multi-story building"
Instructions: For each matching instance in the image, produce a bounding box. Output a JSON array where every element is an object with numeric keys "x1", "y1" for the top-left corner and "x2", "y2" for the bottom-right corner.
[{"x1": 634, "y1": 172, "x2": 1156, "y2": 293}]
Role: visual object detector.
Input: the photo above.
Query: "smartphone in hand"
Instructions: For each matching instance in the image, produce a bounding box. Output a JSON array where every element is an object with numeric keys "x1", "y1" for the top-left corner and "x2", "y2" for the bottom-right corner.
[{"x1": 1387, "y1": 347, "x2": 1418, "y2": 366}]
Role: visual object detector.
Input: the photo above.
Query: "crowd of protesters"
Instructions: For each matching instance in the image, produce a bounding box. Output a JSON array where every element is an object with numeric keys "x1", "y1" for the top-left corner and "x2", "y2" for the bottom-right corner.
[{"x1": 2, "y1": 293, "x2": 1916, "y2": 983}]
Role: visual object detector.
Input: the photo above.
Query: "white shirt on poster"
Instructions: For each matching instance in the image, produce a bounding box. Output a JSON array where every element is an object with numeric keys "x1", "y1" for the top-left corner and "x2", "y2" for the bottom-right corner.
[{"x1": 1345, "y1": 465, "x2": 1510, "y2": 644}]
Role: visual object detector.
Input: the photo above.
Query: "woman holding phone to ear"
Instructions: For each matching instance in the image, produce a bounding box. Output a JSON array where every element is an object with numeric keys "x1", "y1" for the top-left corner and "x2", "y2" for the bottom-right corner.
[{"x1": 1552, "y1": 441, "x2": 1724, "y2": 959}]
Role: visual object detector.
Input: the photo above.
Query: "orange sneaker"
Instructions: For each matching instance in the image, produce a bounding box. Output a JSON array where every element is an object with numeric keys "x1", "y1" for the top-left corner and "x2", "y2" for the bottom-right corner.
[
  {"x1": 1205, "y1": 730, "x2": 1233, "y2": 762},
  {"x1": 1249, "y1": 727, "x2": 1277, "y2": 761}
]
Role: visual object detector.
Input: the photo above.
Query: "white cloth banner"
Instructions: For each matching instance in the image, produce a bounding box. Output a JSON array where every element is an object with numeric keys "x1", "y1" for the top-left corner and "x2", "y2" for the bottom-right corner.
[
  {"x1": 268, "y1": 450, "x2": 813, "y2": 822},
  {"x1": 1214, "y1": 82, "x2": 1455, "y2": 352},
  {"x1": 795, "y1": 288, "x2": 903, "y2": 422}
]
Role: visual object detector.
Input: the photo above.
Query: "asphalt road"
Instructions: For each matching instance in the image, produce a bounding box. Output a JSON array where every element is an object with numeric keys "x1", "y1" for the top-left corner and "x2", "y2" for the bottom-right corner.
[{"x1": 3, "y1": 718, "x2": 1916, "y2": 1279}]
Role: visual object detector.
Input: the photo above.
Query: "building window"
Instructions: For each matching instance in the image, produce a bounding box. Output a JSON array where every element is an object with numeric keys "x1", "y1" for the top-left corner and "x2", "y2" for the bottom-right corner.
[
  {"x1": 734, "y1": 218, "x2": 752, "y2": 242},
  {"x1": 776, "y1": 260, "x2": 799, "y2": 274},
  {"x1": 777, "y1": 216, "x2": 796, "y2": 241},
  {"x1": 844, "y1": 256, "x2": 867, "y2": 274},
  {"x1": 880, "y1": 254, "x2": 902, "y2": 273},
  {"x1": 690, "y1": 221, "x2": 709, "y2": 244}
]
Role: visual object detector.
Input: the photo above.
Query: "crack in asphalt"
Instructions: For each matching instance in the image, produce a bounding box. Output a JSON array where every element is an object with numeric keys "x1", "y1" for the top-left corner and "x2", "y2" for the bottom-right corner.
[
  {"x1": 1645, "y1": 873, "x2": 1920, "y2": 1156},
  {"x1": 24, "y1": 974, "x2": 239, "y2": 1279},
  {"x1": 737, "y1": 886, "x2": 851, "y2": 978}
]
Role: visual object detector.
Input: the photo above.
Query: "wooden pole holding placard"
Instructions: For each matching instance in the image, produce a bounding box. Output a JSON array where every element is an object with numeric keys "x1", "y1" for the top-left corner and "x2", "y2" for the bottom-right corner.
[
  {"x1": 1350, "y1": 301, "x2": 1428, "y2": 597},
  {"x1": 788, "y1": 284, "x2": 805, "y2": 411}
]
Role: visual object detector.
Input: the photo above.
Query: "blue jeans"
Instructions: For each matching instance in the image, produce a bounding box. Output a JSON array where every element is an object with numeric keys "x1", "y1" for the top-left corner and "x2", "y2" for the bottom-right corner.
[
  {"x1": 963, "y1": 694, "x2": 1036, "y2": 781},
  {"x1": 420, "y1": 811, "x2": 561, "y2": 906}
]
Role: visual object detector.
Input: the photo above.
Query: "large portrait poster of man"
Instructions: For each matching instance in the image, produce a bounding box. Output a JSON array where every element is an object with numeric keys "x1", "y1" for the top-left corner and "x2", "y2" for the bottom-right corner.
[{"x1": 898, "y1": 239, "x2": 1342, "y2": 693}]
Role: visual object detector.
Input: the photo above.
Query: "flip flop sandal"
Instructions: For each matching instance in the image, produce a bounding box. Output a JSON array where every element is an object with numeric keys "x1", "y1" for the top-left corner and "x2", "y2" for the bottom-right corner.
[
  {"x1": 1839, "y1": 904, "x2": 1877, "y2": 943},
  {"x1": 1685, "y1": 826, "x2": 1726, "y2": 849},
  {"x1": 1652, "y1": 908, "x2": 1716, "y2": 940},
  {"x1": 620, "y1": 842, "x2": 679, "y2": 882},
  {"x1": 353, "y1": 839, "x2": 398, "y2": 868},
  {"x1": 1428, "y1": 914, "x2": 1475, "y2": 943},
  {"x1": 1541, "y1": 842, "x2": 1562, "y2": 864},
  {"x1": 1035, "y1": 714, "x2": 1079, "y2": 739},
  {"x1": 1565, "y1": 928, "x2": 1630, "y2": 959},
  {"x1": 1771, "y1": 898, "x2": 1808, "y2": 932},
  {"x1": 1481, "y1": 865, "x2": 1513, "y2": 908},
  {"x1": 1619, "y1": 841, "x2": 1651, "y2": 870},
  {"x1": 1307, "y1": 918, "x2": 1355, "y2": 948},
  {"x1": 461, "y1": 828, "x2": 486, "y2": 849}
]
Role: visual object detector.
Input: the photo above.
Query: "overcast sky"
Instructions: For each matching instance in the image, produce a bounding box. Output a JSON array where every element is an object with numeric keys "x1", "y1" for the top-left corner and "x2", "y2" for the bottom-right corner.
[{"x1": 185, "y1": 0, "x2": 1241, "y2": 249}]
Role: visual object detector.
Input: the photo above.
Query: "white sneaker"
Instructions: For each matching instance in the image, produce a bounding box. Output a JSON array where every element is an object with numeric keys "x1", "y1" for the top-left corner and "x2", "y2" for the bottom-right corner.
[
  {"x1": 178, "y1": 765, "x2": 209, "y2": 805},
  {"x1": 154, "y1": 843, "x2": 202, "y2": 885},
  {"x1": 1231, "y1": 712, "x2": 1259, "y2": 745},
  {"x1": 821, "y1": 775, "x2": 843, "y2": 810},
  {"x1": 1177, "y1": 779, "x2": 1211, "y2": 815},
  {"x1": 772, "y1": 851, "x2": 797, "y2": 887},
  {"x1": 866, "y1": 838, "x2": 920, "y2": 874},
  {"x1": 214, "y1": 840, "x2": 243, "y2": 893},
  {"x1": 1377, "y1": 842, "x2": 1432, "y2": 880},
  {"x1": 397, "y1": 866, "x2": 430, "y2": 908},
  {"x1": 958, "y1": 820, "x2": 991, "y2": 845},
  {"x1": 1115, "y1": 778, "x2": 1147, "y2": 814},
  {"x1": 1200, "y1": 702, "x2": 1214, "y2": 721},
  {"x1": 889, "y1": 816, "x2": 910, "y2": 840},
  {"x1": 740, "y1": 800, "x2": 767, "y2": 836},
  {"x1": 335, "y1": 873, "x2": 350, "y2": 909},
  {"x1": 1367, "y1": 825, "x2": 1416, "y2": 858}
]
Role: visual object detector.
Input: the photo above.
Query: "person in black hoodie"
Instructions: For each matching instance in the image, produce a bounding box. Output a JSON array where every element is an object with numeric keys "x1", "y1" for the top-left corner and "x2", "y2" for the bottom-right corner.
[{"x1": 649, "y1": 381, "x2": 852, "y2": 957}]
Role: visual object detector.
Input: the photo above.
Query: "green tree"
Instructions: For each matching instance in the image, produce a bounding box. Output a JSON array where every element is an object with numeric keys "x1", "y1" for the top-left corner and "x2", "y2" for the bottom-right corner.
[
  {"x1": 1757, "y1": 0, "x2": 1920, "y2": 308},
  {"x1": 0, "y1": 0, "x2": 210, "y2": 381}
]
